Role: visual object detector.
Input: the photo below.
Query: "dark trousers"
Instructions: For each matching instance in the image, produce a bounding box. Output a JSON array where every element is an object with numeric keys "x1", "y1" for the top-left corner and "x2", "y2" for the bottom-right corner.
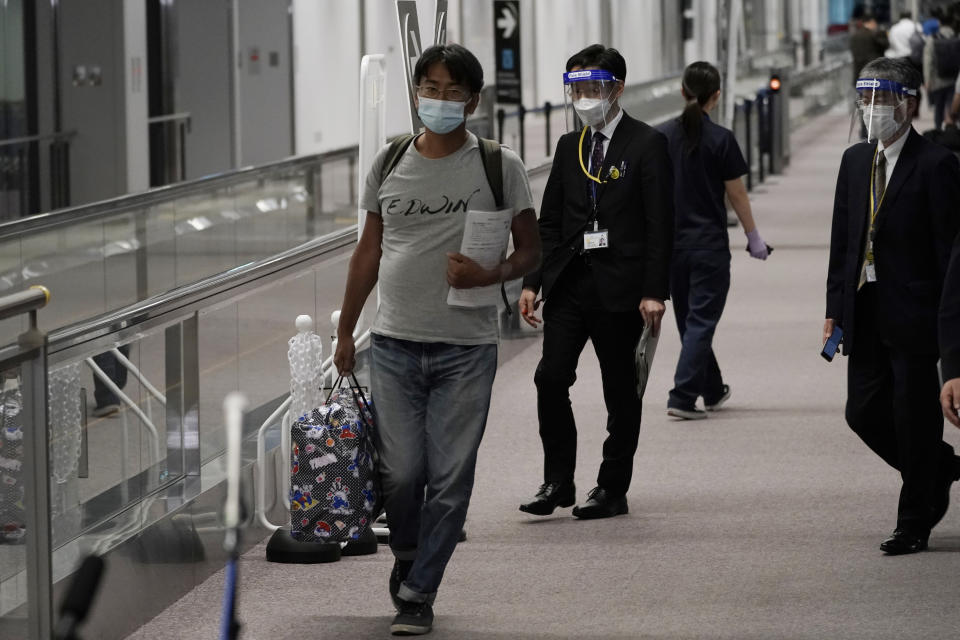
[
  {"x1": 929, "y1": 87, "x2": 954, "y2": 130},
  {"x1": 668, "y1": 249, "x2": 730, "y2": 409},
  {"x1": 534, "y1": 256, "x2": 644, "y2": 496},
  {"x1": 92, "y1": 345, "x2": 130, "y2": 408},
  {"x1": 846, "y1": 286, "x2": 956, "y2": 530}
]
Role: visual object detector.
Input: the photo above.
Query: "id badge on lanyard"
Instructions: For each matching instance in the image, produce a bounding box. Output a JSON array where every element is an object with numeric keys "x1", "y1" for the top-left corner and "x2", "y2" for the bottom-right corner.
[{"x1": 583, "y1": 186, "x2": 609, "y2": 251}]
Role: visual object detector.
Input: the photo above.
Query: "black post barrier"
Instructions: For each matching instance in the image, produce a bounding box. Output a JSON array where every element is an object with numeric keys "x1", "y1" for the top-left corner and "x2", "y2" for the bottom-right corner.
[
  {"x1": 764, "y1": 90, "x2": 774, "y2": 177},
  {"x1": 743, "y1": 100, "x2": 753, "y2": 191},
  {"x1": 756, "y1": 90, "x2": 766, "y2": 184},
  {"x1": 543, "y1": 101, "x2": 553, "y2": 157},
  {"x1": 517, "y1": 104, "x2": 527, "y2": 162},
  {"x1": 17, "y1": 148, "x2": 29, "y2": 218},
  {"x1": 496, "y1": 108, "x2": 506, "y2": 144}
]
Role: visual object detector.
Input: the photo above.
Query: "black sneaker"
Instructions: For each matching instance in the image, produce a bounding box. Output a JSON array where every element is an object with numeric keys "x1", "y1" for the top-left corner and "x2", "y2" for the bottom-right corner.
[
  {"x1": 390, "y1": 599, "x2": 433, "y2": 636},
  {"x1": 389, "y1": 559, "x2": 413, "y2": 610},
  {"x1": 705, "y1": 384, "x2": 731, "y2": 411}
]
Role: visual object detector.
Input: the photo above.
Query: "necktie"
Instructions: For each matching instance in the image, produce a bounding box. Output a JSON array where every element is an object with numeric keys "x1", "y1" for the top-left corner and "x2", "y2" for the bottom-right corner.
[
  {"x1": 872, "y1": 150, "x2": 886, "y2": 214},
  {"x1": 587, "y1": 132, "x2": 605, "y2": 205},
  {"x1": 859, "y1": 150, "x2": 886, "y2": 289}
]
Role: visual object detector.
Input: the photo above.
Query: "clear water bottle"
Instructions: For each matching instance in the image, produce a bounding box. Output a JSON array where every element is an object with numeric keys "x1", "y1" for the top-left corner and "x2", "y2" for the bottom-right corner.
[{"x1": 287, "y1": 315, "x2": 324, "y2": 423}]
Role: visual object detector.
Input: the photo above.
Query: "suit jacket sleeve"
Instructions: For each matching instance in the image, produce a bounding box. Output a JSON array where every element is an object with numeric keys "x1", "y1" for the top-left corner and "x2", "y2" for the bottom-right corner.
[
  {"x1": 935, "y1": 156, "x2": 960, "y2": 380},
  {"x1": 930, "y1": 152, "x2": 960, "y2": 276},
  {"x1": 826, "y1": 149, "x2": 850, "y2": 322},
  {"x1": 639, "y1": 130, "x2": 674, "y2": 300},
  {"x1": 522, "y1": 137, "x2": 565, "y2": 293}
]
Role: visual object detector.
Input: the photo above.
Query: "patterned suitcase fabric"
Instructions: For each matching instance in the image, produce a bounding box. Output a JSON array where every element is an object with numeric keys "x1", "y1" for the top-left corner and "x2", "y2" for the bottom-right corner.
[{"x1": 289, "y1": 387, "x2": 381, "y2": 543}]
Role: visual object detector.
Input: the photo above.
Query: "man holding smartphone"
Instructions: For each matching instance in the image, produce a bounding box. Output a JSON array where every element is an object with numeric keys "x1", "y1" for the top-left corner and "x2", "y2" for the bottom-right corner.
[{"x1": 825, "y1": 58, "x2": 960, "y2": 555}]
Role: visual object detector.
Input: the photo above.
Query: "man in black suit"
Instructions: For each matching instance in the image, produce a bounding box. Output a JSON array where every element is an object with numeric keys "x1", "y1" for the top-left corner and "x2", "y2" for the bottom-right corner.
[
  {"x1": 825, "y1": 57, "x2": 960, "y2": 555},
  {"x1": 941, "y1": 232, "x2": 960, "y2": 428},
  {"x1": 517, "y1": 45, "x2": 673, "y2": 520}
]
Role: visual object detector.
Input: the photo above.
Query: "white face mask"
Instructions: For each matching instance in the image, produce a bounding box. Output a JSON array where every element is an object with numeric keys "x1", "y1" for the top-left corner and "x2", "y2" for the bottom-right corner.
[
  {"x1": 862, "y1": 105, "x2": 902, "y2": 141},
  {"x1": 574, "y1": 97, "x2": 611, "y2": 127}
]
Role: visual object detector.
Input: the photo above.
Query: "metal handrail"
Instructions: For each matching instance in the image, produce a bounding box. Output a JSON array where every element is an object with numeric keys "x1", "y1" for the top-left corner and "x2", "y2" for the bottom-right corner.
[
  {"x1": 0, "y1": 131, "x2": 77, "y2": 149},
  {"x1": 46, "y1": 227, "x2": 356, "y2": 356},
  {"x1": 0, "y1": 144, "x2": 358, "y2": 239},
  {"x1": 790, "y1": 53, "x2": 851, "y2": 86},
  {"x1": 0, "y1": 286, "x2": 50, "y2": 323},
  {"x1": 147, "y1": 112, "x2": 192, "y2": 126}
]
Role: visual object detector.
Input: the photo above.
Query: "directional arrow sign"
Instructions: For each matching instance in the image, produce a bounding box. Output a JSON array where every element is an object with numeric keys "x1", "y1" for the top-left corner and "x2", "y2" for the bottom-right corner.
[
  {"x1": 494, "y1": 1, "x2": 521, "y2": 104},
  {"x1": 497, "y1": 4, "x2": 517, "y2": 39}
]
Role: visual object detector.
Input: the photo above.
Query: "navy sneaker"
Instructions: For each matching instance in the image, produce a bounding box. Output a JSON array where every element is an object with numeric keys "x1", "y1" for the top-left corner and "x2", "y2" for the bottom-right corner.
[
  {"x1": 389, "y1": 559, "x2": 413, "y2": 611},
  {"x1": 705, "y1": 384, "x2": 732, "y2": 411},
  {"x1": 390, "y1": 599, "x2": 433, "y2": 636},
  {"x1": 667, "y1": 406, "x2": 708, "y2": 420}
]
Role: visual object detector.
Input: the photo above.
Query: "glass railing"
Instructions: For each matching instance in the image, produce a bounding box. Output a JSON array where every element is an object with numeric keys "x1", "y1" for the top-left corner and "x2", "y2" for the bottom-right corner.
[{"x1": 0, "y1": 148, "x2": 360, "y2": 346}]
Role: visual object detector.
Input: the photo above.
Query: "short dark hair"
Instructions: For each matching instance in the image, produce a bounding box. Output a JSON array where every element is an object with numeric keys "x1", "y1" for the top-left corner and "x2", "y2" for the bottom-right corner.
[
  {"x1": 860, "y1": 56, "x2": 922, "y2": 92},
  {"x1": 414, "y1": 44, "x2": 484, "y2": 94},
  {"x1": 565, "y1": 44, "x2": 627, "y2": 82}
]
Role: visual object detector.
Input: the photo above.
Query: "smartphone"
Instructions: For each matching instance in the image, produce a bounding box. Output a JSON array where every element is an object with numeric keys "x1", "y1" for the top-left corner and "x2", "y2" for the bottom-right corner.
[
  {"x1": 821, "y1": 325, "x2": 843, "y2": 362},
  {"x1": 745, "y1": 244, "x2": 774, "y2": 255}
]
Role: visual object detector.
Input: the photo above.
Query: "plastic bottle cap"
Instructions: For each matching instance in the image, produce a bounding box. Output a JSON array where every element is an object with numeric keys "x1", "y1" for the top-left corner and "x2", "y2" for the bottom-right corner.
[{"x1": 295, "y1": 315, "x2": 313, "y2": 332}]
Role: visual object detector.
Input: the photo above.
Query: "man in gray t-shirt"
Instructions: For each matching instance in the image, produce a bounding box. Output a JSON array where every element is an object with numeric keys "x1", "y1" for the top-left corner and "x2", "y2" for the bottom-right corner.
[
  {"x1": 333, "y1": 44, "x2": 540, "y2": 636},
  {"x1": 360, "y1": 130, "x2": 534, "y2": 345}
]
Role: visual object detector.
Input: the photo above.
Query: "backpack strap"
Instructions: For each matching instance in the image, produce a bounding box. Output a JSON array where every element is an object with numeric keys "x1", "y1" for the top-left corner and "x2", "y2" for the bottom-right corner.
[
  {"x1": 476, "y1": 137, "x2": 504, "y2": 208},
  {"x1": 380, "y1": 134, "x2": 417, "y2": 184}
]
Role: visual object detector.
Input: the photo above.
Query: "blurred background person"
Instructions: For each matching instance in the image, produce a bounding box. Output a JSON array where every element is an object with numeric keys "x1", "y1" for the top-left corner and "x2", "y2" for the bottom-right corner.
[
  {"x1": 851, "y1": 11, "x2": 889, "y2": 84},
  {"x1": 886, "y1": 11, "x2": 920, "y2": 62},
  {"x1": 922, "y1": 18, "x2": 954, "y2": 130}
]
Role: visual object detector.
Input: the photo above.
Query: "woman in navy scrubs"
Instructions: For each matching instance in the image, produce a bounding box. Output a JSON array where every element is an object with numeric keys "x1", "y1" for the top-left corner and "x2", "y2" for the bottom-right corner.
[{"x1": 658, "y1": 61, "x2": 769, "y2": 420}]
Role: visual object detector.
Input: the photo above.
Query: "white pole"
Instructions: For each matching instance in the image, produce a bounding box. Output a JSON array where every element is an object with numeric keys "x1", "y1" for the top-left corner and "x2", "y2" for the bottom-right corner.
[
  {"x1": 724, "y1": 0, "x2": 742, "y2": 129},
  {"x1": 223, "y1": 392, "x2": 248, "y2": 535},
  {"x1": 86, "y1": 357, "x2": 161, "y2": 465},
  {"x1": 110, "y1": 347, "x2": 166, "y2": 405}
]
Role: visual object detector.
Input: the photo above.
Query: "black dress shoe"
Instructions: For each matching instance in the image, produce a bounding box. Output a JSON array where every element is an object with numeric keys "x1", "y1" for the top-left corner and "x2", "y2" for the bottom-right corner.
[
  {"x1": 519, "y1": 481, "x2": 575, "y2": 516},
  {"x1": 880, "y1": 528, "x2": 929, "y2": 555},
  {"x1": 572, "y1": 487, "x2": 628, "y2": 520}
]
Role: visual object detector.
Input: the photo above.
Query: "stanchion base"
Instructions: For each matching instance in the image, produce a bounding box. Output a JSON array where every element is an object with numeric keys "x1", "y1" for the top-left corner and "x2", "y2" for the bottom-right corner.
[
  {"x1": 265, "y1": 529, "x2": 342, "y2": 564},
  {"x1": 341, "y1": 526, "x2": 379, "y2": 557}
]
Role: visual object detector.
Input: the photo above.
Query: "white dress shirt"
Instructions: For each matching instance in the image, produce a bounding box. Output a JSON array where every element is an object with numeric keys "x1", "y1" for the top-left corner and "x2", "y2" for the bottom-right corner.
[
  {"x1": 878, "y1": 126, "x2": 910, "y2": 186},
  {"x1": 589, "y1": 106, "x2": 625, "y2": 170}
]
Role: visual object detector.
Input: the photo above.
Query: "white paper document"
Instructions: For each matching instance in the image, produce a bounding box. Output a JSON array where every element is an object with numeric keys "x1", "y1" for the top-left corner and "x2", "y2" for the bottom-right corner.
[{"x1": 447, "y1": 208, "x2": 514, "y2": 308}]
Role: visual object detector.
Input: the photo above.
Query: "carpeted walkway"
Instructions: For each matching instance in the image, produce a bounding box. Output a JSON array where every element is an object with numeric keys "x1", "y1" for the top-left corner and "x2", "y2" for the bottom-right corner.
[{"x1": 128, "y1": 108, "x2": 960, "y2": 639}]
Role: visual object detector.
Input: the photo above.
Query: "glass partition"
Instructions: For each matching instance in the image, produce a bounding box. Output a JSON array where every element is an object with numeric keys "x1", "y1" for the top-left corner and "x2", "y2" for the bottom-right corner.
[{"x1": 0, "y1": 150, "x2": 359, "y2": 346}]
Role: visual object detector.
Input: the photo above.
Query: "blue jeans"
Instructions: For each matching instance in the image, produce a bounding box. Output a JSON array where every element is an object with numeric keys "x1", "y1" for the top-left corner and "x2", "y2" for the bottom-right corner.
[
  {"x1": 668, "y1": 249, "x2": 730, "y2": 409},
  {"x1": 370, "y1": 333, "x2": 498, "y2": 602}
]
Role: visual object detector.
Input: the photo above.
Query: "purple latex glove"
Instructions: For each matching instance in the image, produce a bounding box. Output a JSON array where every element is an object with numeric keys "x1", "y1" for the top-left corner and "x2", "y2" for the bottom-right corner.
[{"x1": 746, "y1": 229, "x2": 768, "y2": 260}]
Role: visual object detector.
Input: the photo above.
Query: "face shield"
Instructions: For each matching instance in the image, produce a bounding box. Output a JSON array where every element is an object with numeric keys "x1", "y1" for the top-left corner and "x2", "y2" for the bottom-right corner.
[
  {"x1": 563, "y1": 69, "x2": 621, "y2": 132},
  {"x1": 851, "y1": 78, "x2": 917, "y2": 143}
]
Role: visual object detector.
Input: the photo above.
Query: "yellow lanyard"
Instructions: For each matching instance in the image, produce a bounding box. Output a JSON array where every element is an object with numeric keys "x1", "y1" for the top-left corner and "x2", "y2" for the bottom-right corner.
[{"x1": 578, "y1": 126, "x2": 607, "y2": 185}]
